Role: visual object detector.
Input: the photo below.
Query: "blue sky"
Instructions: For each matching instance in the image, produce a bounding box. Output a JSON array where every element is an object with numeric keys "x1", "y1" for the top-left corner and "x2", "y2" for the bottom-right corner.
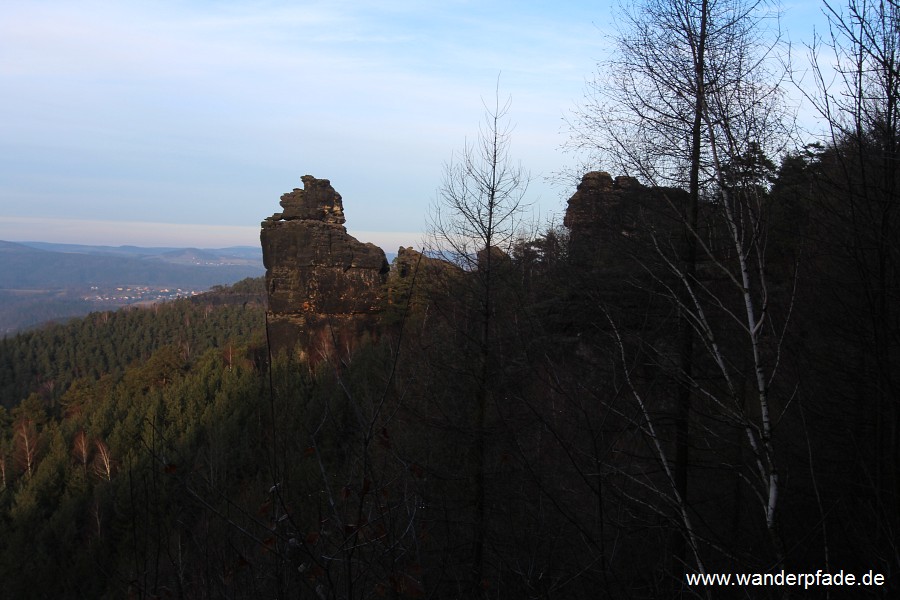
[{"x1": 1, "y1": 0, "x2": 830, "y2": 250}]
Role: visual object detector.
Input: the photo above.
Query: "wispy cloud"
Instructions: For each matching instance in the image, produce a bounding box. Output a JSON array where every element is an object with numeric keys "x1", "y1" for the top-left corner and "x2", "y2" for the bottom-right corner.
[
  {"x1": 1, "y1": 0, "x2": 826, "y2": 248},
  {"x1": 0, "y1": 215, "x2": 260, "y2": 248}
]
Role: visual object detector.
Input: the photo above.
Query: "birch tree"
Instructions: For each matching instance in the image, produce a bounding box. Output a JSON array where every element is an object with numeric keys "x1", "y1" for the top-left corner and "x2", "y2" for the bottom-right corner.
[{"x1": 567, "y1": 0, "x2": 795, "y2": 580}]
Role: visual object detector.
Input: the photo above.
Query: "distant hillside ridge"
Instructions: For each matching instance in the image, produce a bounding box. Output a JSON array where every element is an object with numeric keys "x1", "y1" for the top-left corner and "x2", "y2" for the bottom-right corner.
[
  {"x1": 19, "y1": 241, "x2": 262, "y2": 261},
  {"x1": 0, "y1": 241, "x2": 263, "y2": 289},
  {"x1": 0, "y1": 241, "x2": 265, "y2": 334}
]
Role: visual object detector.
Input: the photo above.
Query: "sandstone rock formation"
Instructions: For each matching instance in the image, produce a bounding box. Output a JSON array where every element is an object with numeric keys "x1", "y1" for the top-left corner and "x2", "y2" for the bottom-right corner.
[
  {"x1": 261, "y1": 175, "x2": 389, "y2": 360},
  {"x1": 563, "y1": 171, "x2": 688, "y2": 267},
  {"x1": 383, "y1": 246, "x2": 462, "y2": 316}
]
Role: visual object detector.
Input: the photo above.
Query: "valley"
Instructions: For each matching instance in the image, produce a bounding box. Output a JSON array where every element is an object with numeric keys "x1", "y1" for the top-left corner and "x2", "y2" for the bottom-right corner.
[{"x1": 0, "y1": 240, "x2": 264, "y2": 334}]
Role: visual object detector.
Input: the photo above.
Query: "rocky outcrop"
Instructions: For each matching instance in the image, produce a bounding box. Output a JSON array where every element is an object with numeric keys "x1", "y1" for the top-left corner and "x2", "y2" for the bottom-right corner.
[
  {"x1": 261, "y1": 175, "x2": 389, "y2": 360},
  {"x1": 563, "y1": 171, "x2": 688, "y2": 267},
  {"x1": 384, "y1": 246, "x2": 461, "y2": 311}
]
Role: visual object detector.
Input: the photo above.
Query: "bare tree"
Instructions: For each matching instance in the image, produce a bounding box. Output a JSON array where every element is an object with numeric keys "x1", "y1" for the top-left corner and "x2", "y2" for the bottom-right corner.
[
  {"x1": 427, "y1": 79, "x2": 530, "y2": 597},
  {"x1": 94, "y1": 439, "x2": 113, "y2": 481},
  {"x1": 566, "y1": 0, "x2": 795, "y2": 584},
  {"x1": 429, "y1": 81, "x2": 531, "y2": 271},
  {"x1": 0, "y1": 450, "x2": 8, "y2": 492},
  {"x1": 72, "y1": 430, "x2": 91, "y2": 476},
  {"x1": 15, "y1": 419, "x2": 38, "y2": 480},
  {"x1": 800, "y1": 0, "x2": 900, "y2": 578}
]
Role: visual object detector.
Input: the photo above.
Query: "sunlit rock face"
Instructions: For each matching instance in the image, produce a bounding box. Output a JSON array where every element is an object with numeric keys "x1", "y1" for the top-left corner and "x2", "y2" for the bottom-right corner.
[{"x1": 261, "y1": 175, "x2": 389, "y2": 361}]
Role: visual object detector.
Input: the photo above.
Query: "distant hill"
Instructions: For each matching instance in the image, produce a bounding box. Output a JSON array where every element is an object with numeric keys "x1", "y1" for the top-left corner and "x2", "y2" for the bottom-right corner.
[
  {"x1": 20, "y1": 240, "x2": 261, "y2": 257},
  {"x1": 0, "y1": 240, "x2": 265, "y2": 334},
  {"x1": 0, "y1": 241, "x2": 263, "y2": 289}
]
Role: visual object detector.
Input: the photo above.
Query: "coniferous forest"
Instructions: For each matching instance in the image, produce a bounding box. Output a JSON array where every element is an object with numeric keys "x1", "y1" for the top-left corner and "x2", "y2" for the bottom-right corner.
[{"x1": 2, "y1": 0, "x2": 900, "y2": 598}]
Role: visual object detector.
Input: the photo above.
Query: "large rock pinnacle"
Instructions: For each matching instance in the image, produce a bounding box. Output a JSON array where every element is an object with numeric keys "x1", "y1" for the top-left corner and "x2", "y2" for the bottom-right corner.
[{"x1": 260, "y1": 175, "x2": 389, "y2": 361}]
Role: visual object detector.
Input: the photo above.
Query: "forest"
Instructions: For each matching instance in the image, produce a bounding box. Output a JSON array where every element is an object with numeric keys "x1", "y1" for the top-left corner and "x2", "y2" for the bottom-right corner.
[{"x1": 1, "y1": 0, "x2": 899, "y2": 598}]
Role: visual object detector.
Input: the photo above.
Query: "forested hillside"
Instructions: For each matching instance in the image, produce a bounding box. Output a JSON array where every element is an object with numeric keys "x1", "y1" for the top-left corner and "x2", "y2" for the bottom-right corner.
[
  {"x1": 0, "y1": 242, "x2": 263, "y2": 289},
  {"x1": 0, "y1": 130, "x2": 896, "y2": 598},
  {"x1": 0, "y1": 242, "x2": 265, "y2": 334},
  {"x1": 1, "y1": 0, "x2": 898, "y2": 597},
  {"x1": 0, "y1": 279, "x2": 270, "y2": 597},
  {"x1": 0, "y1": 278, "x2": 266, "y2": 410}
]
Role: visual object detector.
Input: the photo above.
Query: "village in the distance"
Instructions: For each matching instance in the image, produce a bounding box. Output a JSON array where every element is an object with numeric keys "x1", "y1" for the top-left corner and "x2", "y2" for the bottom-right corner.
[
  {"x1": 0, "y1": 240, "x2": 265, "y2": 334},
  {"x1": 82, "y1": 284, "x2": 203, "y2": 304}
]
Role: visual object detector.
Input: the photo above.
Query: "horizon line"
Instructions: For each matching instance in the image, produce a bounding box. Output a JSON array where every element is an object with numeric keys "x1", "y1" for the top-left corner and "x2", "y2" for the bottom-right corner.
[{"x1": 0, "y1": 216, "x2": 423, "y2": 253}]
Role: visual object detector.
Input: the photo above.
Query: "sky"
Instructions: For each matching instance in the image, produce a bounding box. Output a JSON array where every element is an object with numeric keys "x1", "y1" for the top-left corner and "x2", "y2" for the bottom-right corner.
[{"x1": 1, "y1": 0, "x2": 831, "y2": 250}]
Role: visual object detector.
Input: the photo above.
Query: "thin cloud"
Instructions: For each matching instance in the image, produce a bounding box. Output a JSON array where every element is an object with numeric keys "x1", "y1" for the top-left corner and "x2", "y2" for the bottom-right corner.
[
  {"x1": 0, "y1": 216, "x2": 260, "y2": 248},
  {"x1": 1, "y1": 0, "x2": 829, "y2": 248}
]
